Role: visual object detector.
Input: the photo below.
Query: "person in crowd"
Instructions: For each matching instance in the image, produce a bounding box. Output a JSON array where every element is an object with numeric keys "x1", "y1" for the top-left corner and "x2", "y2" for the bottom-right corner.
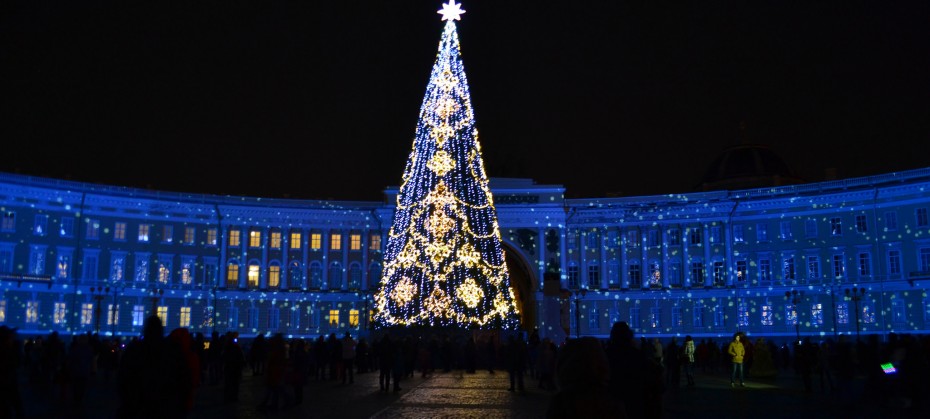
[
  {"x1": 0, "y1": 326, "x2": 24, "y2": 418},
  {"x1": 682, "y1": 335, "x2": 696, "y2": 387},
  {"x1": 664, "y1": 337, "x2": 680, "y2": 389},
  {"x1": 548, "y1": 337, "x2": 626, "y2": 418},
  {"x1": 167, "y1": 328, "x2": 200, "y2": 415},
  {"x1": 727, "y1": 332, "x2": 746, "y2": 387},
  {"x1": 536, "y1": 337, "x2": 557, "y2": 391},
  {"x1": 506, "y1": 335, "x2": 527, "y2": 392},
  {"x1": 341, "y1": 332, "x2": 356, "y2": 384},
  {"x1": 249, "y1": 334, "x2": 267, "y2": 376},
  {"x1": 258, "y1": 334, "x2": 291, "y2": 411},
  {"x1": 117, "y1": 315, "x2": 190, "y2": 418},
  {"x1": 607, "y1": 322, "x2": 664, "y2": 419},
  {"x1": 289, "y1": 339, "x2": 309, "y2": 405},
  {"x1": 378, "y1": 334, "x2": 395, "y2": 392},
  {"x1": 222, "y1": 332, "x2": 246, "y2": 403}
]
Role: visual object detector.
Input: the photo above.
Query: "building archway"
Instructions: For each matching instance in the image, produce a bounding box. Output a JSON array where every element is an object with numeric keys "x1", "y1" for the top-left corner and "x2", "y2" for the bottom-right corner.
[{"x1": 501, "y1": 241, "x2": 537, "y2": 332}]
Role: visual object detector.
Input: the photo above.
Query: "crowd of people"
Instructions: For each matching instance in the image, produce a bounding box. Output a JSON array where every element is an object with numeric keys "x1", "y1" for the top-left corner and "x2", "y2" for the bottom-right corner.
[{"x1": 1, "y1": 319, "x2": 928, "y2": 418}]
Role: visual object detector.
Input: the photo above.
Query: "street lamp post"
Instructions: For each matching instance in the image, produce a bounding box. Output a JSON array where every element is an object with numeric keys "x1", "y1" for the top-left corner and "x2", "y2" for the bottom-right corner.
[
  {"x1": 90, "y1": 286, "x2": 109, "y2": 334},
  {"x1": 785, "y1": 290, "x2": 802, "y2": 343},
  {"x1": 845, "y1": 287, "x2": 867, "y2": 341},
  {"x1": 574, "y1": 288, "x2": 587, "y2": 338}
]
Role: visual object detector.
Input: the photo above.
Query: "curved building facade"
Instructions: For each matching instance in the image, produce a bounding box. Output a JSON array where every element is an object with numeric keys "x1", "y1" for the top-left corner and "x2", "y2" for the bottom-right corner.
[{"x1": 2, "y1": 168, "x2": 930, "y2": 344}]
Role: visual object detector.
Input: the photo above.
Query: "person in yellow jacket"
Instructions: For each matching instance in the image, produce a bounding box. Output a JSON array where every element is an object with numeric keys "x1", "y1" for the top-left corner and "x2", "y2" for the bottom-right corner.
[{"x1": 727, "y1": 332, "x2": 746, "y2": 387}]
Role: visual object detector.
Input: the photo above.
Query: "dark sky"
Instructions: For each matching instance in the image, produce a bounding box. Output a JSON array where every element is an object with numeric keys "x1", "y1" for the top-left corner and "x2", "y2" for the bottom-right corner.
[{"x1": 2, "y1": 1, "x2": 929, "y2": 201}]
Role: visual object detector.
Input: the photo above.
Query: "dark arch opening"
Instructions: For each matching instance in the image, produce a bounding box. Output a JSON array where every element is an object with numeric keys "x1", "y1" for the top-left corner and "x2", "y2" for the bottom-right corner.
[{"x1": 502, "y1": 242, "x2": 537, "y2": 332}]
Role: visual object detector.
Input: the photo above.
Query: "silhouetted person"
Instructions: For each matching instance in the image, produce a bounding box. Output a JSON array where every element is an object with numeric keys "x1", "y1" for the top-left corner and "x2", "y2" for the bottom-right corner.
[
  {"x1": 607, "y1": 322, "x2": 664, "y2": 419},
  {"x1": 548, "y1": 337, "x2": 626, "y2": 418},
  {"x1": 665, "y1": 338, "x2": 680, "y2": 389},
  {"x1": 68, "y1": 334, "x2": 95, "y2": 407},
  {"x1": 117, "y1": 315, "x2": 189, "y2": 418},
  {"x1": 506, "y1": 335, "x2": 527, "y2": 392},
  {"x1": 250, "y1": 334, "x2": 267, "y2": 376},
  {"x1": 0, "y1": 326, "x2": 24, "y2": 419},
  {"x1": 378, "y1": 335, "x2": 395, "y2": 392},
  {"x1": 168, "y1": 328, "x2": 200, "y2": 415},
  {"x1": 290, "y1": 339, "x2": 309, "y2": 405},
  {"x1": 258, "y1": 334, "x2": 291, "y2": 411},
  {"x1": 222, "y1": 332, "x2": 246, "y2": 403}
]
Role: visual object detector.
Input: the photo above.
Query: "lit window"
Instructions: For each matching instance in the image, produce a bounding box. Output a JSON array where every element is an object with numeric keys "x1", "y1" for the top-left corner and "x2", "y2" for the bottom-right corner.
[
  {"x1": 157, "y1": 306, "x2": 168, "y2": 327},
  {"x1": 114, "y1": 222, "x2": 127, "y2": 241},
  {"x1": 54, "y1": 302, "x2": 67, "y2": 325},
  {"x1": 736, "y1": 260, "x2": 747, "y2": 282},
  {"x1": 158, "y1": 262, "x2": 171, "y2": 284},
  {"x1": 737, "y1": 299, "x2": 749, "y2": 327},
  {"x1": 180, "y1": 307, "x2": 191, "y2": 328},
  {"x1": 350, "y1": 234, "x2": 361, "y2": 251},
  {"x1": 207, "y1": 228, "x2": 218, "y2": 246},
  {"x1": 26, "y1": 301, "x2": 39, "y2": 324},
  {"x1": 248, "y1": 264, "x2": 260, "y2": 288},
  {"x1": 311, "y1": 233, "x2": 322, "y2": 250},
  {"x1": 111, "y1": 256, "x2": 125, "y2": 281},
  {"x1": 369, "y1": 235, "x2": 381, "y2": 250},
  {"x1": 290, "y1": 232, "x2": 302, "y2": 249},
  {"x1": 836, "y1": 302, "x2": 849, "y2": 324},
  {"x1": 249, "y1": 230, "x2": 261, "y2": 248},
  {"x1": 784, "y1": 257, "x2": 795, "y2": 282},
  {"x1": 862, "y1": 304, "x2": 875, "y2": 323},
  {"x1": 811, "y1": 303, "x2": 823, "y2": 325},
  {"x1": 761, "y1": 304, "x2": 773, "y2": 326},
  {"x1": 0, "y1": 300, "x2": 4, "y2": 323},
  {"x1": 229, "y1": 230, "x2": 240, "y2": 246},
  {"x1": 648, "y1": 262, "x2": 660, "y2": 287},
  {"x1": 833, "y1": 254, "x2": 845, "y2": 278},
  {"x1": 162, "y1": 226, "x2": 173, "y2": 243},
  {"x1": 33, "y1": 214, "x2": 48, "y2": 236},
  {"x1": 331, "y1": 233, "x2": 342, "y2": 250},
  {"x1": 181, "y1": 262, "x2": 192, "y2": 285},
  {"x1": 184, "y1": 227, "x2": 195, "y2": 245},
  {"x1": 135, "y1": 255, "x2": 150, "y2": 282},
  {"x1": 271, "y1": 231, "x2": 282, "y2": 249},
  {"x1": 107, "y1": 304, "x2": 119, "y2": 326},
  {"x1": 81, "y1": 303, "x2": 93, "y2": 325},
  {"x1": 650, "y1": 307, "x2": 661, "y2": 328},
  {"x1": 807, "y1": 255, "x2": 820, "y2": 281},
  {"x1": 132, "y1": 305, "x2": 145, "y2": 326},
  {"x1": 349, "y1": 309, "x2": 360, "y2": 327},
  {"x1": 227, "y1": 263, "x2": 239, "y2": 288},
  {"x1": 329, "y1": 309, "x2": 340, "y2": 327},
  {"x1": 786, "y1": 305, "x2": 798, "y2": 326},
  {"x1": 138, "y1": 224, "x2": 150, "y2": 242},
  {"x1": 713, "y1": 261, "x2": 725, "y2": 286},
  {"x1": 268, "y1": 264, "x2": 280, "y2": 288}
]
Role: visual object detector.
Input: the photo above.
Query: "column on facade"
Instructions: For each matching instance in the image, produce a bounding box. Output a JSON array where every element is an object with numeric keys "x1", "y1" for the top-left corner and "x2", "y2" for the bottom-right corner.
[
  {"x1": 580, "y1": 230, "x2": 588, "y2": 288},
  {"x1": 301, "y1": 228, "x2": 309, "y2": 290},
  {"x1": 641, "y1": 228, "x2": 649, "y2": 289},
  {"x1": 703, "y1": 224, "x2": 712, "y2": 288},
  {"x1": 661, "y1": 226, "x2": 670, "y2": 289},
  {"x1": 725, "y1": 221, "x2": 734, "y2": 287},
  {"x1": 361, "y1": 229, "x2": 369, "y2": 291},
  {"x1": 620, "y1": 227, "x2": 628, "y2": 289},
  {"x1": 260, "y1": 227, "x2": 269, "y2": 289},
  {"x1": 559, "y1": 227, "x2": 568, "y2": 289},
  {"x1": 682, "y1": 225, "x2": 690, "y2": 289},
  {"x1": 219, "y1": 224, "x2": 229, "y2": 289},
  {"x1": 281, "y1": 228, "x2": 289, "y2": 291},
  {"x1": 599, "y1": 228, "x2": 608, "y2": 290},
  {"x1": 341, "y1": 229, "x2": 349, "y2": 291},
  {"x1": 239, "y1": 227, "x2": 247, "y2": 289},
  {"x1": 537, "y1": 228, "x2": 546, "y2": 290},
  {"x1": 321, "y1": 228, "x2": 330, "y2": 291}
]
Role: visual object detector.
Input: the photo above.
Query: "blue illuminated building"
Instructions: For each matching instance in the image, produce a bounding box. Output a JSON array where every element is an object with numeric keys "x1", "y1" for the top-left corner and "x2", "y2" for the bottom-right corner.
[{"x1": 2, "y1": 157, "x2": 930, "y2": 344}]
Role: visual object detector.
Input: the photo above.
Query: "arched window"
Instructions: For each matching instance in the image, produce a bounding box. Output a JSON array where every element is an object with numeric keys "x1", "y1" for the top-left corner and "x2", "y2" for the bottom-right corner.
[
  {"x1": 348, "y1": 263, "x2": 362, "y2": 290},
  {"x1": 368, "y1": 263, "x2": 382, "y2": 288},
  {"x1": 328, "y1": 262, "x2": 342, "y2": 290},
  {"x1": 309, "y1": 262, "x2": 322, "y2": 289},
  {"x1": 247, "y1": 260, "x2": 261, "y2": 289},
  {"x1": 289, "y1": 261, "x2": 302, "y2": 289}
]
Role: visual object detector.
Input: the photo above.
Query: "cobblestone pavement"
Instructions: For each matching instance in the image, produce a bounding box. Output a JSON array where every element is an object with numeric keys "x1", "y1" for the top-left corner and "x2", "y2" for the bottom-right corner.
[{"x1": 17, "y1": 366, "x2": 919, "y2": 418}]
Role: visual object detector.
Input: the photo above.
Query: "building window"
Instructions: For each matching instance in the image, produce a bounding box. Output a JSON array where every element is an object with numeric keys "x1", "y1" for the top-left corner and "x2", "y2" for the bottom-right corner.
[
  {"x1": 756, "y1": 223, "x2": 768, "y2": 241},
  {"x1": 608, "y1": 260, "x2": 621, "y2": 288},
  {"x1": 804, "y1": 219, "x2": 817, "y2": 238},
  {"x1": 229, "y1": 230, "x2": 240, "y2": 247},
  {"x1": 1, "y1": 211, "x2": 15, "y2": 232},
  {"x1": 807, "y1": 255, "x2": 820, "y2": 282},
  {"x1": 917, "y1": 208, "x2": 929, "y2": 227},
  {"x1": 227, "y1": 307, "x2": 239, "y2": 329},
  {"x1": 248, "y1": 308, "x2": 259, "y2": 330},
  {"x1": 924, "y1": 299, "x2": 930, "y2": 323},
  {"x1": 184, "y1": 227, "x2": 195, "y2": 245},
  {"x1": 858, "y1": 252, "x2": 871, "y2": 277},
  {"x1": 733, "y1": 224, "x2": 744, "y2": 243},
  {"x1": 713, "y1": 305, "x2": 725, "y2": 327},
  {"x1": 331, "y1": 233, "x2": 342, "y2": 250},
  {"x1": 568, "y1": 265, "x2": 579, "y2": 289},
  {"x1": 368, "y1": 263, "x2": 382, "y2": 288},
  {"x1": 650, "y1": 307, "x2": 661, "y2": 328},
  {"x1": 811, "y1": 303, "x2": 823, "y2": 325},
  {"x1": 207, "y1": 228, "x2": 218, "y2": 246},
  {"x1": 60, "y1": 217, "x2": 74, "y2": 237},
  {"x1": 588, "y1": 264, "x2": 600, "y2": 288},
  {"x1": 370, "y1": 234, "x2": 381, "y2": 251},
  {"x1": 692, "y1": 303, "x2": 703, "y2": 328},
  {"x1": 736, "y1": 260, "x2": 747, "y2": 283},
  {"x1": 628, "y1": 263, "x2": 641, "y2": 287},
  {"x1": 311, "y1": 234, "x2": 322, "y2": 250},
  {"x1": 268, "y1": 264, "x2": 280, "y2": 288},
  {"x1": 248, "y1": 263, "x2": 260, "y2": 288},
  {"x1": 33, "y1": 214, "x2": 48, "y2": 236},
  {"x1": 888, "y1": 250, "x2": 901, "y2": 277},
  {"x1": 709, "y1": 226, "x2": 721, "y2": 244},
  {"x1": 668, "y1": 228, "x2": 681, "y2": 246},
  {"x1": 349, "y1": 309, "x2": 360, "y2": 328},
  {"x1": 833, "y1": 254, "x2": 845, "y2": 278},
  {"x1": 138, "y1": 224, "x2": 150, "y2": 242},
  {"x1": 133, "y1": 305, "x2": 145, "y2": 326},
  {"x1": 761, "y1": 304, "x2": 773, "y2": 326},
  {"x1": 114, "y1": 222, "x2": 127, "y2": 241},
  {"x1": 111, "y1": 255, "x2": 125, "y2": 282},
  {"x1": 779, "y1": 221, "x2": 791, "y2": 240},
  {"x1": 836, "y1": 302, "x2": 849, "y2": 324},
  {"x1": 290, "y1": 232, "x2": 302, "y2": 249},
  {"x1": 759, "y1": 258, "x2": 772, "y2": 283},
  {"x1": 862, "y1": 304, "x2": 875, "y2": 324},
  {"x1": 227, "y1": 263, "x2": 240, "y2": 288},
  {"x1": 784, "y1": 256, "x2": 796, "y2": 282},
  {"x1": 855, "y1": 215, "x2": 868, "y2": 233},
  {"x1": 181, "y1": 261, "x2": 192, "y2": 285},
  {"x1": 891, "y1": 299, "x2": 906, "y2": 324},
  {"x1": 270, "y1": 231, "x2": 282, "y2": 249},
  {"x1": 921, "y1": 248, "x2": 930, "y2": 272},
  {"x1": 786, "y1": 305, "x2": 798, "y2": 326},
  {"x1": 157, "y1": 306, "x2": 168, "y2": 327},
  {"x1": 205, "y1": 261, "x2": 218, "y2": 287},
  {"x1": 54, "y1": 302, "x2": 67, "y2": 325},
  {"x1": 350, "y1": 234, "x2": 361, "y2": 251},
  {"x1": 585, "y1": 231, "x2": 598, "y2": 249},
  {"x1": 672, "y1": 306, "x2": 683, "y2": 327},
  {"x1": 629, "y1": 307, "x2": 641, "y2": 330},
  {"x1": 86, "y1": 219, "x2": 100, "y2": 240},
  {"x1": 269, "y1": 308, "x2": 280, "y2": 330},
  {"x1": 108, "y1": 304, "x2": 119, "y2": 326},
  {"x1": 713, "y1": 261, "x2": 725, "y2": 287},
  {"x1": 29, "y1": 247, "x2": 46, "y2": 275},
  {"x1": 669, "y1": 262, "x2": 682, "y2": 288},
  {"x1": 57, "y1": 254, "x2": 71, "y2": 279},
  {"x1": 26, "y1": 301, "x2": 38, "y2": 324},
  {"x1": 162, "y1": 226, "x2": 173, "y2": 243},
  {"x1": 830, "y1": 217, "x2": 842, "y2": 236},
  {"x1": 203, "y1": 306, "x2": 215, "y2": 329},
  {"x1": 81, "y1": 303, "x2": 93, "y2": 325},
  {"x1": 309, "y1": 262, "x2": 322, "y2": 289},
  {"x1": 180, "y1": 307, "x2": 191, "y2": 328},
  {"x1": 689, "y1": 228, "x2": 702, "y2": 245},
  {"x1": 648, "y1": 262, "x2": 661, "y2": 287},
  {"x1": 690, "y1": 262, "x2": 704, "y2": 286},
  {"x1": 884, "y1": 211, "x2": 897, "y2": 231},
  {"x1": 328, "y1": 263, "x2": 342, "y2": 289},
  {"x1": 349, "y1": 264, "x2": 362, "y2": 290},
  {"x1": 249, "y1": 230, "x2": 261, "y2": 248},
  {"x1": 626, "y1": 230, "x2": 639, "y2": 248},
  {"x1": 737, "y1": 299, "x2": 749, "y2": 327},
  {"x1": 158, "y1": 261, "x2": 171, "y2": 284},
  {"x1": 648, "y1": 230, "x2": 659, "y2": 247},
  {"x1": 135, "y1": 255, "x2": 150, "y2": 282},
  {"x1": 328, "y1": 309, "x2": 340, "y2": 327},
  {"x1": 83, "y1": 253, "x2": 99, "y2": 281}
]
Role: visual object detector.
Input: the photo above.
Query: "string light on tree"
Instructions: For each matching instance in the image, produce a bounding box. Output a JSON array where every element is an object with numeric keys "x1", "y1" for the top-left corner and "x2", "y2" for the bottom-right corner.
[{"x1": 374, "y1": 1, "x2": 520, "y2": 329}]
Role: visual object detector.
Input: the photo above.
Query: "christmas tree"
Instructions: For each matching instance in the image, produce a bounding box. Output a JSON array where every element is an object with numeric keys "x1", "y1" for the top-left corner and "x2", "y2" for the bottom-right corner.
[{"x1": 373, "y1": 1, "x2": 520, "y2": 330}]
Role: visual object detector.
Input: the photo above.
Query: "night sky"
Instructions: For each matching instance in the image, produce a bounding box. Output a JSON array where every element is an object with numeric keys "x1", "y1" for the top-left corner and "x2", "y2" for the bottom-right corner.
[{"x1": 2, "y1": 1, "x2": 929, "y2": 201}]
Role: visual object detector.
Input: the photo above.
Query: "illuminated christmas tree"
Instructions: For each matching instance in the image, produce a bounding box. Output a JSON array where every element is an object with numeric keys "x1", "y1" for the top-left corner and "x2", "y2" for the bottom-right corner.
[{"x1": 373, "y1": 1, "x2": 520, "y2": 330}]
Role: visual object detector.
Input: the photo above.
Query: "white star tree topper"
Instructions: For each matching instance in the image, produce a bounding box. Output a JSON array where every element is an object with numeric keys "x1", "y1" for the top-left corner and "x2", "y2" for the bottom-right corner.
[{"x1": 438, "y1": 0, "x2": 465, "y2": 21}]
